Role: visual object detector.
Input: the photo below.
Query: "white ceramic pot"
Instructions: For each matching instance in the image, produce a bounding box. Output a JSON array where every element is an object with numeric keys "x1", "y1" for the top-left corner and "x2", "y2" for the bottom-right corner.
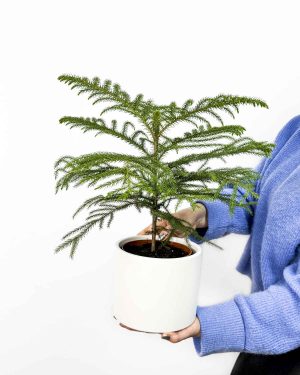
[{"x1": 112, "y1": 235, "x2": 203, "y2": 333}]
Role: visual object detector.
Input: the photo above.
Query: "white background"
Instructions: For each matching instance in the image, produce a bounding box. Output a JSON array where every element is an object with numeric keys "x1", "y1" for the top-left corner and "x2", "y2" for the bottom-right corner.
[{"x1": 0, "y1": 1, "x2": 299, "y2": 374}]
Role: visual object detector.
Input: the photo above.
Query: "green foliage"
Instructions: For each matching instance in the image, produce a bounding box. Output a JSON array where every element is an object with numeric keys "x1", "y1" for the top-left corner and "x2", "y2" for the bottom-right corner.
[{"x1": 54, "y1": 74, "x2": 275, "y2": 258}]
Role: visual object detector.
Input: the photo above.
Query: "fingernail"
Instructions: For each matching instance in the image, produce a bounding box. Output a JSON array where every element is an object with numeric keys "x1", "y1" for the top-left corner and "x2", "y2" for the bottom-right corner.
[{"x1": 161, "y1": 335, "x2": 170, "y2": 340}]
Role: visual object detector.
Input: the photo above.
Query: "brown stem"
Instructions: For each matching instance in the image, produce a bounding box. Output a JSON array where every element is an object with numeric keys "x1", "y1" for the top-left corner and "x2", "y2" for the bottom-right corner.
[
  {"x1": 151, "y1": 119, "x2": 160, "y2": 253},
  {"x1": 151, "y1": 213, "x2": 157, "y2": 253}
]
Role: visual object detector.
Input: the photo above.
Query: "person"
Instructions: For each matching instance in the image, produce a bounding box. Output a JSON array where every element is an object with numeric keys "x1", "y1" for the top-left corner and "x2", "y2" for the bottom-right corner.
[{"x1": 120, "y1": 114, "x2": 300, "y2": 375}]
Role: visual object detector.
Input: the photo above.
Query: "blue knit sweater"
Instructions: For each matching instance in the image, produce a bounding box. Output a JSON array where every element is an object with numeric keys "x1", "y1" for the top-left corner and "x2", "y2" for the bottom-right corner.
[{"x1": 188, "y1": 114, "x2": 300, "y2": 357}]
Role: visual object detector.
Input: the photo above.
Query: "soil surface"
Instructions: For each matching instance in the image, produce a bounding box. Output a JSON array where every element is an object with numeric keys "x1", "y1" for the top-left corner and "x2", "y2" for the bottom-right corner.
[{"x1": 122, "y1": 240, "x2": 192, "y2": 258}]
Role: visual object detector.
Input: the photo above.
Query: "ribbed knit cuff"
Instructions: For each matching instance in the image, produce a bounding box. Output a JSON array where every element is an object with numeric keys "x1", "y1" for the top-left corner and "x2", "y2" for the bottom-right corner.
[
  {"x1": 188, "y1": 199, "x2": 233, "y2": 244},
  {"x1": 193, "y1": 299, "x2": 245, "y2": 356}
]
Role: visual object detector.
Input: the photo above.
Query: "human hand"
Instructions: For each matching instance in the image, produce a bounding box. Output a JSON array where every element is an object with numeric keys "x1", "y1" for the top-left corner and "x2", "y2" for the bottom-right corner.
[
  {"x1": 137, "y1": 204, "x2": 207, "y2": 239},
  {"x1": 117, "y1": 316, "x2": 201, "y2": 343},
  {"x1": 160, "y1": 316, "x2": 201, "y2": 343}
]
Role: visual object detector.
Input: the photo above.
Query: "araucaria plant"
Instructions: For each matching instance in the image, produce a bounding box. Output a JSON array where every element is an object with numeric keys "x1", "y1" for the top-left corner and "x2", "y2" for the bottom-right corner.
[{"x1": 54, "y1": 74, "x2": 275, "y2": 258}]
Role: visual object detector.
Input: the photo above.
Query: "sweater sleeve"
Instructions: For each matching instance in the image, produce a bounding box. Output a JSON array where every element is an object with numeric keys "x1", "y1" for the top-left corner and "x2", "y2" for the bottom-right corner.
[
  {"x1": 188, "y1": 157, "x2": 267, "y2": 245},
  {"x1": 193, "y1": 245, "x2": 300, "y2": 356}
]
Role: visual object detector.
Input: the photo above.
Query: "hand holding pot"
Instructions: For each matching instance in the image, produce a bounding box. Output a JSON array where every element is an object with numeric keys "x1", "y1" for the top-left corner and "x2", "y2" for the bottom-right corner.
[
  {"x1": 160, "y1": 316, "x2": 201, "y2": 342},
  {"x1": 137, "y1": 203, "x2": 208, "y2": 239},
  {"x1": 118, "y1": 316, "x2": 201, "y2": 343}
]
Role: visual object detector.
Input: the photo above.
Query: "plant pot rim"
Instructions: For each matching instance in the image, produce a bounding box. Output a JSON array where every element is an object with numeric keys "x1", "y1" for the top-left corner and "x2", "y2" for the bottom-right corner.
[{"x1": 116, "y1": 234, "x2": 202, "y2": 261}]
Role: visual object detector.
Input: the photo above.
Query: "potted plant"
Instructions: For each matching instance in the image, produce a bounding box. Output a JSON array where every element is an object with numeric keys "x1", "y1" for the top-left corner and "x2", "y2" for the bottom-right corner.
[{"x1": 54, "y1": 74, "x2": 275, "y2": 333}]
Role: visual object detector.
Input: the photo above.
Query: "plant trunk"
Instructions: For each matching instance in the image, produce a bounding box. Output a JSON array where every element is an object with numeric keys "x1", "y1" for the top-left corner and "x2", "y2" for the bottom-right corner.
[
  {"x1": 151, "y1": 213, "x2": 157, "y2": 253},
  {"x1": 151, "y1": 120, "x2": 159, "y2": 253}
]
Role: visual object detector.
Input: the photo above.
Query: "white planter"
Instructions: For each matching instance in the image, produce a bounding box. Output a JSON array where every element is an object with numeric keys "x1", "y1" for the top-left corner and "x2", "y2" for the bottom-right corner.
[{"x1": 112, "y1": 235, "x2": 203, "y2": 333}]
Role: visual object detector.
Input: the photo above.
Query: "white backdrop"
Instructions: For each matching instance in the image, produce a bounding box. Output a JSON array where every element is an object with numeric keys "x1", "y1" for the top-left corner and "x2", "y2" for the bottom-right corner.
[{"x1": 0, "y1": 1, "x2": 299, "y2": 374}]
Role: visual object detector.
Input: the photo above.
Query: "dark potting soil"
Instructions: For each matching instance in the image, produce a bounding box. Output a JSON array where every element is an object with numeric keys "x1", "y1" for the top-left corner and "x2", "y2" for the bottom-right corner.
[{"x1": 122, "y1": 241, "x2": 192, "y2": 258}]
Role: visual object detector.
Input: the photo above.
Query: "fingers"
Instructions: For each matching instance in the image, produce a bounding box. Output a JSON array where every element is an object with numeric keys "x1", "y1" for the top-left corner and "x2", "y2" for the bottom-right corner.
[
  {"x1": 160, "y1": 317, "x2": 201, "y2": 343},
  {"x1": 136, "y1": 218, "x2": 185, "y2": 239},
  {"x1": 118, "y1": 317, "x2": 201, "y2": 342},
  {"x1": 158, "y1": 221, "x2": 172, "y2": 237},
  {"x1": 160, "y1": 328, "x2": 191, "y2": 343},
  {"x1": 137, "y1": 224, "x2": 153, "y2": 235},
  {"x1": 137, "y1": 223, "x2": 152, "y2": 235},
  {"x1": 137, "y1": 219, "x2": 171, "y2": 237},
  {"x1": 137, "y1": 228, "x2": 150, "y2": 235}
]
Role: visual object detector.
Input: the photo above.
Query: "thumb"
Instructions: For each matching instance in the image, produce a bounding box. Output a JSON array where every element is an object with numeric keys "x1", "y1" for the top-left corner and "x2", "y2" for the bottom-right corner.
[{"x1": 161, "y1": 317, "x2": 200, "y2": 343}]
